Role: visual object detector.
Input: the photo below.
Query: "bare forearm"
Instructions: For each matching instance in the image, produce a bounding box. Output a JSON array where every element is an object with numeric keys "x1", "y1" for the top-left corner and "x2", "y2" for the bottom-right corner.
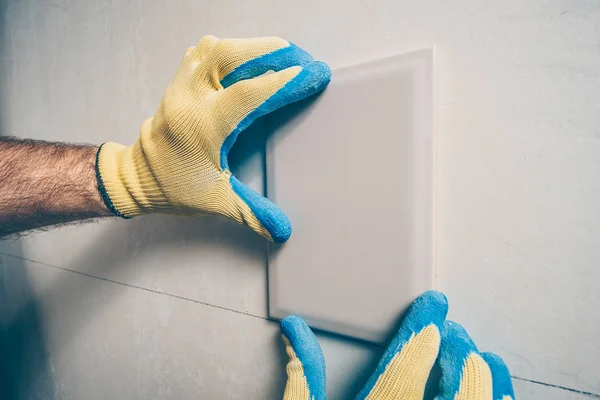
[{"x1": 0, "y1": 137, "x2": 111, "y2": 237}]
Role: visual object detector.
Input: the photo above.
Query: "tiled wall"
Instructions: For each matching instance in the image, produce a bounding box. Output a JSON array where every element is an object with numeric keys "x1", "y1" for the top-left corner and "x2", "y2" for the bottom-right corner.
[{"x1": 1, "y1": 0, "x2": 599, "y2": 398}]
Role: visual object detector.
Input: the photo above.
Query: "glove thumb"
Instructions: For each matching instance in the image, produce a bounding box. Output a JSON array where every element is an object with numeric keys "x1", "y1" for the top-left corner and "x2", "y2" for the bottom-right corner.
[
  {"x1": 280, "y1": 316, "x2": 326, "y2": 400},
  {"x1": 226, "y1": 174, "x2": 291, "y2": 243}
]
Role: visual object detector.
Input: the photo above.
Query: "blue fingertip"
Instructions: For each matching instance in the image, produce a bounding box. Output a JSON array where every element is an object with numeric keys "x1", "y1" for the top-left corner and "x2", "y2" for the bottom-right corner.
[
  {"x1": 437, "y1": 321, "x2": 480, "y2": 399},
  {"x1": 482, "y1": 352, "x2": 515, "y2": 400},
  {"x1": 281, "y1": 316, "x2": 326, "y2": 400},
  {"x1": 355, "y1": 291, "x2": 448, "y2": 399},
  {"x1": 220, "y1": 61, "x2": 331, "y2": 171},
  {"x1": 402, "y1": 290, "x2": 448, "y2": 334},
  {"x1": 230, "y1": 175, "x2": 291, "y2": 243},
  {"x1": 220, "y1": 43, "x2": 315, "y2": 88}
]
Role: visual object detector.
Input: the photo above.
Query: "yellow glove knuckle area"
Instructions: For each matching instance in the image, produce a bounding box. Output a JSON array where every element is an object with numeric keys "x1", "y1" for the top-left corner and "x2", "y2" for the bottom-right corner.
[
  {"x1": 437, "y1": 321, "x2": 515, "y2": 400},
  {"x1": 208, "y1": 37, "x2": 291, "y2": 81},
  {"x1": 281, "y1": 316, "x2": 326, "y2": 400},
  {"x1": 356, "y1": 291, "x2": 448, "y2": 400},
  {"x1": 96, "y1": 36, "x2": 331, "y2": 242}
]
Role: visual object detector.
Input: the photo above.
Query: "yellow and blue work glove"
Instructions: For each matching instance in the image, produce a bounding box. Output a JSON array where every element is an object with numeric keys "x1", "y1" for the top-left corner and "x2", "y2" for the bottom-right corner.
[
  {"x1": 280, "y1": 291, "x2": 515, "y2": 400},
  {"x1": 96, "y1": 36, "x2": 330, "y2": 242}
]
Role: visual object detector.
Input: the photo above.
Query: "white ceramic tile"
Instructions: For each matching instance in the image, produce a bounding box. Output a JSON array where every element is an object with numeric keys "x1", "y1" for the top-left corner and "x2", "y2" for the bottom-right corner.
[{"x1": 267, "y1": 49, "x2": 435, "y2": 344}]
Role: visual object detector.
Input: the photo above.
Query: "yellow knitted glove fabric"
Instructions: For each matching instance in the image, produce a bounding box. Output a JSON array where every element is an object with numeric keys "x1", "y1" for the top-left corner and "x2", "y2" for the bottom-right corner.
[
  {"x1": 364, "y1": 325, "x2": 441, "y2": 400},
  {"x1": 96, "y1": 36, "x2": 330, "y2": 242},
  {"x1": 280, "y1": 316, "x2": 326, "y2": 400},
  {"x1": 355, "y1": 291, "x2": 447, "y2": 400},
  {"x1": 355, "y1": 292, "x2": 515, "y2": 400},
  {"x1": 282, "y1": 336, "x2": 311, "y2": 400},
  {"x1": 278, "y1": 292, "x2": 515, "y2": 400}
]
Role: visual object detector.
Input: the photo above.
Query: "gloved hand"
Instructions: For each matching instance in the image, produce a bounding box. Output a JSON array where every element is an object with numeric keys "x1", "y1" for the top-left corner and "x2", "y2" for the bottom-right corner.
[
  {"x1": 96, "y1": 36, "x2": 331, "y2": 242},
  {"x1": 280, "y1": 291, "x2": 515, "y2": 400}
]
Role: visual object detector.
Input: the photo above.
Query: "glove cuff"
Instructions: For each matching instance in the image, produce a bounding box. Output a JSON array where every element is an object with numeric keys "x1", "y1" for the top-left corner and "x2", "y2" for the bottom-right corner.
[
  {"x1": 95, "y1": 143, "x2": 130, "y2": 218},
  {"x1": 96, "y1": 141, "x2": 157, "y2": 218}
]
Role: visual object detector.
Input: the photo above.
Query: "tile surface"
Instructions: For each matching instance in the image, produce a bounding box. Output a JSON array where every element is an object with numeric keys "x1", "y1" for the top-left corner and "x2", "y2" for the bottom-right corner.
[
  {"x1": 0, "y1": 254, "x2": 381, "y2": 400},
  {"x1": 267, "y1": 49, "x2": 435, "y2": 344},
  {"x1": 0, "y1": 254, "x2": 590, "y2": 400}
]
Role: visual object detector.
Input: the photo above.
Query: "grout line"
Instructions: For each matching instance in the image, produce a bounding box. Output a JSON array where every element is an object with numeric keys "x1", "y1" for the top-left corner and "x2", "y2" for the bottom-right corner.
[
  {"x1": 0, "y1": 251, "x2": 271, "y2": 322},
  {"x1": 2, "y1": 251, "x2": 599, "y2": 397},
  {"x1": 512, "y1": 376, "x2": 600, "y2": 398}
]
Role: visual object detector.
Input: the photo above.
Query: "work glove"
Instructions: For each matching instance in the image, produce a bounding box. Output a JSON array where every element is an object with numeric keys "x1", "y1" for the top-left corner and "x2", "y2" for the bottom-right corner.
[
  {"x1": 280, "y1": 291, "x2": 515, "y2": 400},
  {"x1": 96, "y1": 36, "x2": 331, "y2": 242}
]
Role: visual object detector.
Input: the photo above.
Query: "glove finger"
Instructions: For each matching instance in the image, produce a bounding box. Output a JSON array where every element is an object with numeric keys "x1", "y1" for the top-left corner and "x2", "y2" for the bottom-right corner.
[
  {"x1": 481, "y1": 352, "x2": 515, "y2": 400},
  {"x1": 227, "y1": 173, "x2": 291, "y2": 243},
  {"x1": 186, "y1": 35, "x2": 221, "y2": 60},
  {"x1": 184, "y1": 46, "x2": 196, "y2": 58},
  {"x1": 280, "y1": 316, "x2": 326, "y2": 400},
  {"x1": 218, "y1": 62, "x2": 330, "y2": 170},
  {"x1": 203, "y1": 37, "x2": 315, "y2": 88},
  {"x1": 355, "y1": 291, "x2": 448, "y2": 400},
  {"x1": 435, "y1": 321, "x2": 493, "y2": 400}
]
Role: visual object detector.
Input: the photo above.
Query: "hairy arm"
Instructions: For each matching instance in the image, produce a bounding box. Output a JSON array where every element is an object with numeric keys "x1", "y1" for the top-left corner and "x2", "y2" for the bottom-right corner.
[{"x1": 0, "y1": 137, "x2": 112, "y2": 237}]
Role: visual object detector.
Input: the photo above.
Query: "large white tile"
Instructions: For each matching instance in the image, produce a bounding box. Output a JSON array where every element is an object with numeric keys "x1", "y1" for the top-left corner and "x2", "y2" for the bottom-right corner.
[{"x1": 267, "y1": 49, "x2": 435, "y2": 344}]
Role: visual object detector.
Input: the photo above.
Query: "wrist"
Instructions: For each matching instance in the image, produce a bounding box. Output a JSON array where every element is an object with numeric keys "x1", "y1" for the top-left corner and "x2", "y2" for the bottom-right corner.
[
  {"x1": 95, "y1": 142, "x2": 132, "y2": 218},
  {"x1": 86, "y1": 146, "x2": 113, "y2": 217},
  {"x1": 96, "y1": 141, "x2": 168, "y2": 218},
  {"x1": 96, "y1": 142, "x2": 140, "y2": 218}
]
